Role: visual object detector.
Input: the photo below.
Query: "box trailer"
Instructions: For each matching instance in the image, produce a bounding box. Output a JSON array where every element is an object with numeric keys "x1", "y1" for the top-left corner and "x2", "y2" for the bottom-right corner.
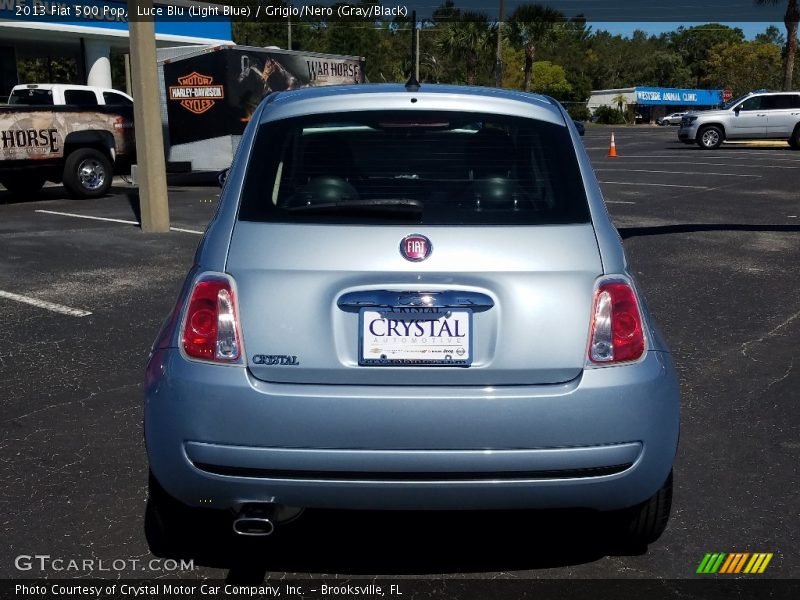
[{"x1": 157, "y1": 44, "x2": 366, "y2": 172}]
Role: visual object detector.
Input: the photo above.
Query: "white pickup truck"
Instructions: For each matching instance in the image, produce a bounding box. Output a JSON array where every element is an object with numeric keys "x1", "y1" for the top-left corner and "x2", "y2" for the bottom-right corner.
[
  {"x1": 9, "y1": 83, "x2": 133, "y2": 108},
  {"x1": 1, "y1": 84, "x2": 135, "y2": 198}
]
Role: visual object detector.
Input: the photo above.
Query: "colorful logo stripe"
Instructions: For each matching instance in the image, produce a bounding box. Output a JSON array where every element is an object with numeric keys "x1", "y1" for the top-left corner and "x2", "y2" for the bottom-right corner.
[{"x1": 697, "y1": 553, "x2": 773, "y2": 574}]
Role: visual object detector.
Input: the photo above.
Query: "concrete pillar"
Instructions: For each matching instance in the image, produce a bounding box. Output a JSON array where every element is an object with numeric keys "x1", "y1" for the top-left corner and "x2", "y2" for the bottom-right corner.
[
  {"x1": 123, "y1": 53, "x2": 132, "y2": 95},
  {"x1": 84, "y1": 39, "x2": 112, "y2": 88},
  {"x1": 129, "y1": 5, "x2": 170, "y2": 233}
]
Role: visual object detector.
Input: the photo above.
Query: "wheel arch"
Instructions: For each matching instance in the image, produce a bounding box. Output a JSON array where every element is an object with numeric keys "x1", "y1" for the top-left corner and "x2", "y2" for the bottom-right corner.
[
  {"x1": 696, "y1": 122, "x2": 726, "y2": 137},
  {"x1": 63, "y1": 130, "x2": 116, "y2": 162}
]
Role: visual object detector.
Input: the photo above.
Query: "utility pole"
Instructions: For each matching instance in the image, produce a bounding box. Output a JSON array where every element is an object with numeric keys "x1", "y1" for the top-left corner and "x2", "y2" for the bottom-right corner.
[
  {"x1": 415, "y1": 21, "x2": 420, "y2": 82},
  {"x1": 129, "y1": 0, "x2": 170, "y2": 232},
  {"x1": 495, "y1": 0, "x2": 505, "y2": 87},
  {"x1": 288, "y1": 1, "x2": 292, "y2": 49}
]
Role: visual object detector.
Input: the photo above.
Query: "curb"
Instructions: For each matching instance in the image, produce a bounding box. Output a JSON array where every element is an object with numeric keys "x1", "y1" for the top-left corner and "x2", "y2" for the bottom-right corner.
[{"x1": 723, "y1": 141, "x2": 790, "y2": 147}]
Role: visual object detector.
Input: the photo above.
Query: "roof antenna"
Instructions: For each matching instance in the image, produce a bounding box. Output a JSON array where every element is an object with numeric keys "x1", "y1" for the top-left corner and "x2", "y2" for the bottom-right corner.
[{"x1": 405, "y1": 11, "x2": 420, "y2": 92}]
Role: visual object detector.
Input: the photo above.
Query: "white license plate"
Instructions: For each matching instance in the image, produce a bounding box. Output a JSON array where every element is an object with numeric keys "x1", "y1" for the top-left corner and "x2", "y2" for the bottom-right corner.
[{"x1": 359, "y1": 308, "x2": 472, "y2": 366}]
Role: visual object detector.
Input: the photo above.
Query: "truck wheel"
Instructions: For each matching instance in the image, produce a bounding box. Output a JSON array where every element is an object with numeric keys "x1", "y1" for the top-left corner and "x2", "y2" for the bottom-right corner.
[
  {"x1": 790, "y1": 126, "x2": 800, "y2": 150},
  {"x1": 1, "y1": 174, "x2": 46, "y2": 197},
  {"x1": 604, "y1": 470, "x2": 673, "y2": 552},
  {"x1": 697, "y1": 126, "x2": 724, "y2": 150},
  {"x1": 63, "y1": 148, "x2": 112, "y2": 198}
]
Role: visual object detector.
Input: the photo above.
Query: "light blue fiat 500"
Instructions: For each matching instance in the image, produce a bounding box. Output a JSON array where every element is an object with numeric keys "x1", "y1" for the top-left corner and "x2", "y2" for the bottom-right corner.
[{"x1": 145, "y1": 83, "x2": 679, "y2": 552}]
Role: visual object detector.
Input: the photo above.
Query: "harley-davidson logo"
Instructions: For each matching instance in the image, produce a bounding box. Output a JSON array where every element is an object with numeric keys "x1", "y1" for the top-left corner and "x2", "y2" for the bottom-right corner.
[
  {"x1": 400, "y1": 234, "x2": 432, "y2": 262},
  {"x1": 168, "y1": 72, "x2": 225, "y2": 115}
]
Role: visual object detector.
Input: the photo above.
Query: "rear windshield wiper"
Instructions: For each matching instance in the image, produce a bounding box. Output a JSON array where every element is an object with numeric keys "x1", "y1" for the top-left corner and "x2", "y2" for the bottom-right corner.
[{"x1": 286, "y1": 198, "x2": 424, "y2": 216}]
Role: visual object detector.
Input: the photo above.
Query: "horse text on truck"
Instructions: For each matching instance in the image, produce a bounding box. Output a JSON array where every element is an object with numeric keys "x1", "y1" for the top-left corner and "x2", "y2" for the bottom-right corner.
[{"x1": 0, "y1": 99, "x2": 134, "y2": 198}]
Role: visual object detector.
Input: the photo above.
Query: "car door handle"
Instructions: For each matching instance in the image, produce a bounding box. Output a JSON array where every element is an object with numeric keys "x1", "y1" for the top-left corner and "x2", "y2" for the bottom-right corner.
[
  {"x1": 338, "y1": 290, "x2": 495, "y2": 312},
  {"x1": 757, "y1": 114, "x2": 767, "y2": 117}
]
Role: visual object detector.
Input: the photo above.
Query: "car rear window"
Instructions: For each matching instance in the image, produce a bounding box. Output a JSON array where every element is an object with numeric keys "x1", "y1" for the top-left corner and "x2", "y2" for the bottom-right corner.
[
  {"x1": 9, "y1": 89, "x2": 54, "y2": 105},
  {"x1": 238, "y1": 110, "x2": 590, "y2": 225},
  {"x1": 103, "y1": 91, "x2": 132, "y2": 106}
]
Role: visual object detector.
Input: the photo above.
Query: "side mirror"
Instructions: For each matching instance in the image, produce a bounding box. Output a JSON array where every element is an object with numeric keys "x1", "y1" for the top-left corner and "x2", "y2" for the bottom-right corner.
[
  {"x1": 217, "y1": 167, "x2": 230, "y2": 188},
  {"x1": 734, "y1": 107, "x2": 741, "y2": 116}
]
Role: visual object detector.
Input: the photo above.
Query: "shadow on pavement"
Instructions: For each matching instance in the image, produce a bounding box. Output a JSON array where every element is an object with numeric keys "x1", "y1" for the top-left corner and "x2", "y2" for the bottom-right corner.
[
  {"x1": 0, "y1": 185, "x2": 130, "y2": 205},
  {"x1": 145, "y1": 501, "x2": 639, "y2": 582},
  {"x1": 663, "y1": 145, "x2": 795, "y2": 152},
  {"x1": 619, "y1": 223, "x2": 800, "y2": 239}
]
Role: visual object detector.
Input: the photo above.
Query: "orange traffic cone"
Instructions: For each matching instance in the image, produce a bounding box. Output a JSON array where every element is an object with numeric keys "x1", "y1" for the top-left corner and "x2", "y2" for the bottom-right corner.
[{"x1": 607, "y1": 132, "x2": 619, "y2": 157}]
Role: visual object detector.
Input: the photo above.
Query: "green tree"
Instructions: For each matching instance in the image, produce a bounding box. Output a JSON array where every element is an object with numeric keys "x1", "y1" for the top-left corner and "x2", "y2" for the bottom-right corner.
[
  {"x1": 669, "y1": 24, "x2": 745, "y2": 87},
  {"x1": 612, "y1": 93, "x2": 628, "y2": 113},
  {"x1": 756, "y1": 0, "x2": 799, "y2": 90},
  {"x1": 437, "y1": 12, "x2": 494, "y2": 85},
  {"x1": 432, "y1": 0, "x2": 461, "y2": 23},
  {"x1": 501, "y1": 50, "x2": 571, "y2": 98},
  {"x1": 705, "y1": 41, "x2": 782, "y2": 95},
  {"x1": 230, "y1": 1, "x2": 290, "y2": 47},
  {"x1": 507, "y1": 4, "x2": 564, "y2": 92},
  {"x1": 530, "y1": 61, "x2": 572, "y2": 97},
  {"x1": 755, "y1": 24, "x2": 786, "y2": 47}
]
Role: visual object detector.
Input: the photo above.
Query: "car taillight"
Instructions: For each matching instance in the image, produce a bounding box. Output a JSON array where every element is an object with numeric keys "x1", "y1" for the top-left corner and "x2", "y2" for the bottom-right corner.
[
  {"x1": 182, "y1": 276, "x2": 242, "y2": 362},
  {"x1": 588, "y1": 280, "x2": 645, "y2": 364}
]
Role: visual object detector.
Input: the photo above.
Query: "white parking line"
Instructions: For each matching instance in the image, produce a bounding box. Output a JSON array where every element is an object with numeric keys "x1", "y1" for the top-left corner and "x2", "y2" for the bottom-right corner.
[
  {"x1": 595, "y1": 168, "x2": 760, "y2": 178},
  {"x1": 169, "y1": 226, "x2": 204, "y2": 235},
  {"x1": 597, "y1": 154, "x2": 800, "y2": 164},
  {"x1": 35, "y1": 210, "x2": 204, "y2": 235},
  {"x1": 605, "y1": 200, "x2": 636, "y2": 204},
  {"x1": 598, "y1": 181, "x2": 708, "y2": 189},
  {"x1": 0, "y1": 289, "x2": 91, "y2": 317},
  {"x1": 35, "y1": 210, "x2": 138, "y2": 225},
  {"x1": 631, "y1": 161, "x2": 799, "y2": 170}
]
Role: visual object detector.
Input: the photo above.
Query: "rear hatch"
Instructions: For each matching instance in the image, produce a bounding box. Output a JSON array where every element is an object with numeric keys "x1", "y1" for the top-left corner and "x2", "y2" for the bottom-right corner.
[
  {"x1": 228, "y1": 224, "x2": 600, "y2": 386},
  {"x1": 227, "y1": 106, "x2": 600, "y2": 386}
]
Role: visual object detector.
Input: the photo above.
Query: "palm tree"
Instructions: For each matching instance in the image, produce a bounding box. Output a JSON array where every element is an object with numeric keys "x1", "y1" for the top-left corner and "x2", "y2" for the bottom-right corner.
[
  {"x1": 756, "y1": 0, "x2": 799, "y2": 90},
  {"x1": 507, "y1": 4, "x2": 564, "y2": 92},
  {"x1": 437, "y1": 12, "x2": 495, "y2": 85},
  {"x1": 612, "y1": 93, "x2": 629, "y2": 122}
]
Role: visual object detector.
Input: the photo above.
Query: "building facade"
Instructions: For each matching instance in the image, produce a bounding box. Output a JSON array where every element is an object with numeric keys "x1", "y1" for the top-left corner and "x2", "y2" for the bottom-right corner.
[
  {"x1": 0, "y1": 0, "x2": 232, "y2": 99},
  {"x1": 588, "y1": 87, "x2": 724, "y2": 122}
]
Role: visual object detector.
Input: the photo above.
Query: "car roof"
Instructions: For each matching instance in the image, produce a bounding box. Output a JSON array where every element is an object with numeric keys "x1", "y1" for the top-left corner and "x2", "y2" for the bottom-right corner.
[
  {"x1": 258, "y1": 83, "x2": 568, "y2": 127},
  {"x1": 11, "y1": 83, "x2": 133, "y2": 98}
]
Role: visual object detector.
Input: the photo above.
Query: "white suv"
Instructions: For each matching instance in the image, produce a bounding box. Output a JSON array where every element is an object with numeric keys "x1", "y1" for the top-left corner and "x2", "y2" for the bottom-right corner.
[{"x1": 679, "y1": 91, "x2": 800, "y2": 149}]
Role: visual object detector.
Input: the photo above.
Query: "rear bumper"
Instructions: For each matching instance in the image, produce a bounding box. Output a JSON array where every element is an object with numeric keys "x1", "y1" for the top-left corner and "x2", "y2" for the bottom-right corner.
[{"x1": 145, "y1": 349, "x2": 679, "y2": 512}]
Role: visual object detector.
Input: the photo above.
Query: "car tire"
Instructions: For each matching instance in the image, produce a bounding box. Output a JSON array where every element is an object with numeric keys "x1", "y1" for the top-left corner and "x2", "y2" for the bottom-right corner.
[
  {"x1": 789, "y1": 126, "x2": 800, "y2": 150},
  {"x1": 605, "y1": 470, "x2": 673, "y2": 552},
  {"x1": 62, "y1": 148, "x2": 113, "y2": 198},
  {"x1": 697, "y1": 126, "x2": 724, "y2": 150},
  {"x1": 1, "y1": 174, "x2": 46, "y2": 197}
]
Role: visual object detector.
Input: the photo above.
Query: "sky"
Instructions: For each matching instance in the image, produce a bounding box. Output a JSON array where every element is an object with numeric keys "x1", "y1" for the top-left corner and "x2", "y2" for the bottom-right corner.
[{"x1": 594, "y1": 22, "x2": 785, "y2": 40}]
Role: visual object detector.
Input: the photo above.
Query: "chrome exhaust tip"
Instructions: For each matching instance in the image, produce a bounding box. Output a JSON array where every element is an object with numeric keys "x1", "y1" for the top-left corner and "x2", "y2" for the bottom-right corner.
[{"x1": 232, "y1": 504, "x2": 276, "y2": 536}]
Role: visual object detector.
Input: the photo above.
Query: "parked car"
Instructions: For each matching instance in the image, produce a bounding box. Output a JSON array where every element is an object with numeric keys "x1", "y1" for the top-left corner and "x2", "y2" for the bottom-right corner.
[
  {"x1": 144, "y1": 83, "x2": 680, "y2": 553},
  {"x1": 679, "y1": 90, "x2": 800, "y2": 149},
  {"x1": 658, "y1": 112, "x2": 686, "y2": 126}
]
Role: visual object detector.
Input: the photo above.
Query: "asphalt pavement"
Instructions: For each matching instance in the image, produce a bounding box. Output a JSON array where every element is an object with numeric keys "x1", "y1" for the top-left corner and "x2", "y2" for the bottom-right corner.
[{"x1": 1, "y1": 127, "x2": 798, "y2": 585}]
